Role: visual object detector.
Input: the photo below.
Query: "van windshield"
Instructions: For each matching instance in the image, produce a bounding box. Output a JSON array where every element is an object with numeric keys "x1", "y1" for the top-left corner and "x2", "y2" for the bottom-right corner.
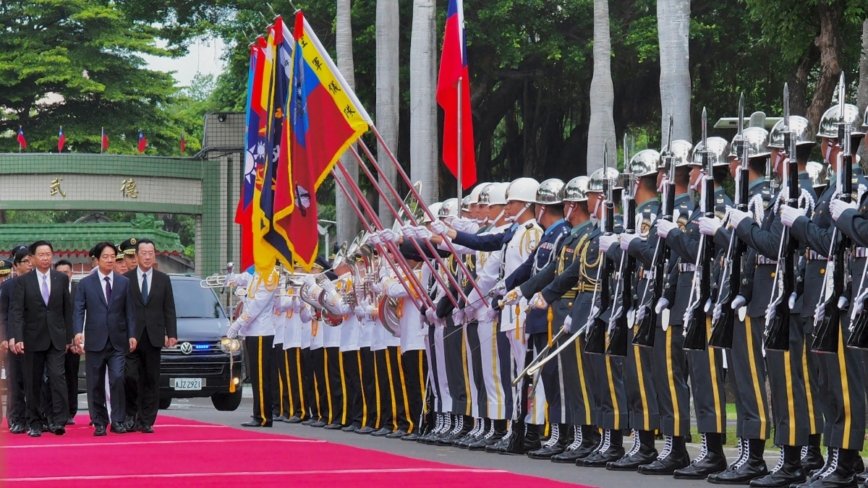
[{"x1": 172, "y1": 279, "x2": 226, "y2": 319}]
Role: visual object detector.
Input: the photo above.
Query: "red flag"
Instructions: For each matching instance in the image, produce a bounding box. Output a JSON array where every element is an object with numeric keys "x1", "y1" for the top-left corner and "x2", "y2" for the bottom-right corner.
[
  {"x1": 180, "y1": 131, "x2": 186, "y2": 153},
  {"x1": 437, "y1": 0, "x2": 476, "y2": 190},
  {"x1": 271, "y1": 12, "x2": 370, "y2": 271},
  {"x1": 58, "y1": 127, "x2": 66, "y2": 152},
  {"x1": 137, "y1": 131, "x2": 147, "y2": 153},
  {"x1": 16, "y1": 127, "x2": 26, "y2": 150},
  {"x1": 101, "y1": 128, "x2": 109, "y2": 151}
]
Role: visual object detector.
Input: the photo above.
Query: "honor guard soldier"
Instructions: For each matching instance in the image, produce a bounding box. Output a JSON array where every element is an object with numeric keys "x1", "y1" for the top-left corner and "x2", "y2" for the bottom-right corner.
[
  {"x1": 785, "y1": 101, "x2": 867, "y2": 488},
  {"x1": 271, "y1": 276, "x2": 289, "y2": 421},
  {"x1": 699, "y1": 126, "x2": 775, "y2": 483},
  {"x1": 653, "y1": 137, "x2": 732, "y2": 478},
  {"x1": 227, "y1": 266, "x2": 280, "y2": 427},
  {"x1": 502, "y1": 178, "x2": 571, "y2": 459},
  {"x1": 119, "y1": 238, "x2": 138, "y2": 273}
]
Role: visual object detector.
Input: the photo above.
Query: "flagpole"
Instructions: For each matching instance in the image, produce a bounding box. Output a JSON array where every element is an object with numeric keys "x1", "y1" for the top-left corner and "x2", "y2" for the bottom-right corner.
[{"x1": 457, "y1": 77, "x2": 463, "y2": 203}]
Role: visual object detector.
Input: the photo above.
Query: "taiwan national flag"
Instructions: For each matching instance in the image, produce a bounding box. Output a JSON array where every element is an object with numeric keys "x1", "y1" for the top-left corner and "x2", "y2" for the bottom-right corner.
[
  {"x1": 17, "y1": 127, "x2": 26, "y2": 150},
  {"x1": 101, "y1": 127, "x2": 109, "y2": 151},
  {"x1": 58, "y1": 127, "x2": 66, "y2": 152},
  {"x1": 180, "y1": 131, "x2": 186, "y2": 153},
  {"x1": 270, "y1": 12, "x2": 371, "y2": 271},
  {"x1": 437, "y1": 0, "x2": 477, "y2": 190},
  {"x1": 137, "y1": 131, "x2": 147, "y2": 153}
]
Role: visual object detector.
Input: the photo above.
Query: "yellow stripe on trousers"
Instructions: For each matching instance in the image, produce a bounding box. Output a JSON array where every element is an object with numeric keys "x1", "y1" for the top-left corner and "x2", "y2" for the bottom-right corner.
[
  {"x1": 258, "y1": 337, "x2": 266, "y2": 425},
  {"x1": 575, "y1": 339, "x2": 592, "y2": 425},
  {"x1": 339, "y1": 352, "x2": 348, "y2": 426},
  {"x1": 373, "y1": 351, "x2": 382, "y2": 429},
  {"x1": 492, "y1": 323, "x2": 502, "y2": 419},
  {"x1": 606, "y1": 356, "x2": 620, "y2": 430},
  {"x1": 396, "y1": 347, "x2": 414, "y2": 433},
  {"x1": 461, "y1": 330, "x2": 472, "y2": 417},
  {"x1": 801, "y1": 341, "x2": 816, "y2": 434},
  {"x1": 357, "y1": 351, "x2": 368, "y2": 428},
  {"x1": 784, "y1": 349, "x2": 796, "y2": 447},
  {"x1": 837, "y1": 328, "x2": 852, "y2": 449},
  {"x1": 296, "y1": 349, "x2": 306, "y2": 416},
  {"x1": 634, "y1": 341, "x2": 649, "y2": 430},
  {"x1": 385, "y1": 349, "x2": 398, "y2": 431},
  {"x1": 706, "y1": 319, "x2": 724, "y2": 433},
  {"x1": 744, "y1": 317, "x2": 768, "y2": 437},
  {"x1": 666, "y1": 327, "x2": 681, "y2": 436},
  {"x1": 324, "y1": 348, "x2": 334, "y2": 425},
  {"x1": 284, "y1": 350, "x2": 294, "y2": 418}
]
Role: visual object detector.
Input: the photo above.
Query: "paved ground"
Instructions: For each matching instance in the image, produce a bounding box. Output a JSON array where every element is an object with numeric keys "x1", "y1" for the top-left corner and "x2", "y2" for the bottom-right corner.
[{"x1": 150, "y1": 394, "x2": 784, "y2": 488}]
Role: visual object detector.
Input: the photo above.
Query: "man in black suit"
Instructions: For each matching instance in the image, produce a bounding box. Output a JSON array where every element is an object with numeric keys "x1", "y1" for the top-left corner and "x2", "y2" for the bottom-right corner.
[
  {"x1": 73, "y1": 241, "x2": 137, "y2": 436},
  {"x1": 123, "y1": 238, "x2": 176, "y2": 433},
  {"x1": 1, "y1": 248, "x2": 31, "y2": 434},
  {"x1": 8, "y1": 241, "x2": 73, "y2": 437},
  {"x1": 53, "y1": 259, "x2": 80, "y2": 425}
]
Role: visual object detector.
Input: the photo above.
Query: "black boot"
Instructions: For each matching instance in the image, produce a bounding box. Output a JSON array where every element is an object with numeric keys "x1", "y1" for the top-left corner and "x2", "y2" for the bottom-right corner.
[
  {"x1": 502, "y1": 421, "x2": 529, "y2": 455},
  {"x1": 447, "y1": 416, "x2": 474, "y2": 446},
  {"x1": 485, "y1": 421, "x2": 516, "y2": 454},
  {"x1": 552, "y1": 425, "x2": 586, "y2": 463},
  {"x1": 420, "y1": 413, "x2": 449, "y2": 445},
  {"x1": 581, "y1": 429, "x2": 625, "y2": 467},
  {"x1": 470, "y1": 419, "x2": 506, "y2": 451},
  {"x1": 807, "y1": 448, "x2": 860, "y2": 488},
  {"x1": 708, "y1": 437, "x2": 748, "y2": 483},
  {"x1": 802, "y1": 434, "x2": 825, "y2": 473},
  {"x1": 749, "y1": 446, "x2": 805, "y2": 487},
  {"x1": 637, "y1": 435, "x2": 691, "y2": 475},
  {"x1": 709, "y1": 438, "x2": 768, "y2": 484},
  {"x1": 607, "y1": 430, "x2": 658, "y2": 471},
  {"x1": 506, "y1": 422, "x2": 539, "y2": 455},
  {"x1": 456, "y1": 418, "x2": 485, "y2": 448},
  {"x1": 673, "y1": 432, "x2": 728, "y2": 479},
  {"x1": 436, "y1": 415, "x2": 462, "y2": 445},
  {"x1": 528, "y1": 423, "x2": 571, "y2": 459}
]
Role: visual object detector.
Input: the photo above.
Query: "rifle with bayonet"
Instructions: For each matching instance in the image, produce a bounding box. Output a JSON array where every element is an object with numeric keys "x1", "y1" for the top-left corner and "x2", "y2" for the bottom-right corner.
[
  {"x1": 764, "y1": 84, "x2": 799, "y2": 351},
  {"x1": 607, "y1": 134, "x2": 635, "y2": 356},
  {"x1": 709, "y1": 94, "x2": 749, "y2": 349},
  {"x1": 633, "y1": 116, "x2": 675, "y2": 348},
  {"x1": 813, "y1": 74, "x2": 852, "y2": 353},
  {"x1": 585, "y1": 141, "x2": 615, "y2": 355},
  {"x1": 683, "y1": 107, "x2": 714, "y2": 350}
]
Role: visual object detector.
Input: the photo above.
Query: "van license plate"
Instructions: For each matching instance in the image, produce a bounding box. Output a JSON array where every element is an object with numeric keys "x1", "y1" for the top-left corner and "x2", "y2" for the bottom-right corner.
[{"x1": 173, "y1": 378, "x2": 203, "y2": 390}]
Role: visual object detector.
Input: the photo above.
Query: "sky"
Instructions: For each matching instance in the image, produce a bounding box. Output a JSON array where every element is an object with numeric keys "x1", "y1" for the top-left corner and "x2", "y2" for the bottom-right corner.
[{"x1": 142, "y1": 37, "x2": 227, "y2": 88}]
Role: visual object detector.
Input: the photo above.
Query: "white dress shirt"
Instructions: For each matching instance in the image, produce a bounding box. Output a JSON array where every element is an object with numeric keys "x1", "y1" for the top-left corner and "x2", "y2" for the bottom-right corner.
[
  {"x1": 136, "y1": 267, "x2": 153, "y2": 295},
  {"x1": 97, "y1": 269, "x2": 113, "y2": 303}
]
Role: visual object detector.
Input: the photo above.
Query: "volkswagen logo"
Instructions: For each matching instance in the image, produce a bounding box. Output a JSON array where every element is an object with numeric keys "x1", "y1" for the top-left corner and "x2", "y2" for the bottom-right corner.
[{"x1": 179, "y1": 342, "x2": 193, "y2": 355}]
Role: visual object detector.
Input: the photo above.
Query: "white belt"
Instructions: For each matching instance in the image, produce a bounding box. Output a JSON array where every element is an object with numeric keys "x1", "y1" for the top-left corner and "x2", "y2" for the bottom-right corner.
[
  {"x1": 856, "y1": 247, "x2": 868, "y2": 258},
  {"x1": 756, "y1": 255, "x2": 778, "y2": 266},
  {"x1": 678, "y1": 263, "x2": 696, "y2": 273}
]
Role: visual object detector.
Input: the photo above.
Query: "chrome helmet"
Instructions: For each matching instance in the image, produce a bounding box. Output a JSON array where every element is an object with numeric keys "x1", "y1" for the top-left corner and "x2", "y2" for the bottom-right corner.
[
  {"x1": 690, "y1": 136, "x2": 731, "y2": 167},
  {"x1": 629, "y1": 149, "x2": 661, "y2": 177},
  {"x1": 505, "y1": 177, "x2": 540, "y2": 203},
  {"x1": 535, "y1": 178, "x2": 565, "y2": 205},
  {"x1": 817, "y1": 103, "x2": 860, "y2": 139},
  {"x1": 588, "y1": 167, "x2": 622, "y2": 192},
  {"x1": 562, "y1": 176, "x2": 591, "y2": 202},
  {"x1": 728, "y1": 127, "x2": 770, "y2": 159},
  {"x1": 768, "y1": 116, "x2": 815, "y2": 148},
  {"x1": 659, "y1": 140, "x2": 693, "y2": 168}
]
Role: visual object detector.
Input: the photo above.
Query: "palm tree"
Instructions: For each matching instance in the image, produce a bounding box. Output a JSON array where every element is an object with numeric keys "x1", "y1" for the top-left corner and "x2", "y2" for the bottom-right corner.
[
  {"x1": 410, "y1": 0, "x2": 438, "y2": 204},
  {"x1": 587, "y1": 0, "x2": 616, "y2": 173},
  {"x1": 658, "y1": 0, "x2": 692, "y2": 142},
  {"x1": 335, "y1": 0, "x2": 360, "y2": 245},
  {"x1": 376, "y1": 0, "x2": 400, "y2": 227}
]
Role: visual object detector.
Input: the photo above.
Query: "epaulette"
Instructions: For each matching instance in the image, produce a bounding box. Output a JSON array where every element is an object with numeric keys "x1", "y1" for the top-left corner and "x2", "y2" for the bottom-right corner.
[{"x1": 525, "y1": 222, "x2": 535, "y2": 229}]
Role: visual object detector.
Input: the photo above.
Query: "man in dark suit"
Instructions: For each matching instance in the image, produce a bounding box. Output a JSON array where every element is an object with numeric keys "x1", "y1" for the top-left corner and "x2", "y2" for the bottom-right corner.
[
  {"x1": 53, "y1": 259, "x2": 80, "y2": 425},
  {"x1": 73, "y1": 241, "x2": 137, "y2": 436},
  {"x1": 1, "y1": 247, "x2": 31, "y2": 434},
  {"x1": 8, "y1": 241, "x2": 73, "y2": 437},
  {"x1": 123, "y1": 238, "x2": 176, "y2": 433}
]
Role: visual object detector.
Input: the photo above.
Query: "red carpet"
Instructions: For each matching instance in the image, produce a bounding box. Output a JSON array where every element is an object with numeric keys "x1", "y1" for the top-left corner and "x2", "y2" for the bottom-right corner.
[{"x1": 0, "y1": 415, "x2": 593, "y2": 487}]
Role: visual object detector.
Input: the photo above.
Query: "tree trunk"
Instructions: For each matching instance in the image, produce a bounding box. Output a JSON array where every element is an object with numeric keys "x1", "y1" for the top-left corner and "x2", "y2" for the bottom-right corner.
[
  {"x1": 409, "y1": 0, "x2": 438, "y2": 204},
  {"x1": 806, "y1": 2, "x2": 843, "y2": 132},
  {"x1": 858, "y1": 19, "x2": 868, "y2": 162},
  {"x1": 587, "y1": 0, "x2": 616, "y2": 172},
  {"x1": 335, "y1": 0, "x2": 360, "y2": 246},
  {"x1": 376, "y1": 0, "x2": 400, "y2": 227},
  {"x1": 658, "y1": 0, "x2": 692, "y2": 142}
]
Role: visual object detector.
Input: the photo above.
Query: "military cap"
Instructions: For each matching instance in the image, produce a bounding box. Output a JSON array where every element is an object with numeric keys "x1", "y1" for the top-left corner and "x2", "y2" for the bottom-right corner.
[
  {"x1": 119, "y1": 238, "x2": 138, "y2": 256},
  {"x1": 0, "y1": 259, "x2": 11, "y2": 275}
]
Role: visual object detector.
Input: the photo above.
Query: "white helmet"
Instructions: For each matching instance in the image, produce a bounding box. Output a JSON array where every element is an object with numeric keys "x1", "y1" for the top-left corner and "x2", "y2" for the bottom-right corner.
[
  {"x1": 487, "y1": 182, "x2": 509, "y2": 206},
  {"x1": 505, "y1": 177, "x2": 539, "y2": 203},
  {"x1": 422, "y1": 202, "x2": 443, "y2": 224},
  {"x1": 468, "y1": 184, "x2": 487, "y2": 204},
  {"x1": 438, "y1": 198, "x2": 460, "y2": 219}
]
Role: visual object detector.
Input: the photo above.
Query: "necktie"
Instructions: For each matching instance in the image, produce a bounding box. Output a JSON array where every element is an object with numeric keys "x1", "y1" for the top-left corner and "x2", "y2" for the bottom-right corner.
[
  {"x1": 41, "y1": 275, "x2": 49, "y2": 306},
  {"x1": 141, "y1": 273, "x2": 149, "y2": 304},
  {"x1": 104, "y1": 276, "x2": 112, "y2": 304}
]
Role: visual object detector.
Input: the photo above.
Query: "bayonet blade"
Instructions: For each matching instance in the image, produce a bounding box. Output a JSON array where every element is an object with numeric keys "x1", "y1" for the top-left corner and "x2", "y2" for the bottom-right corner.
[
  {"x1": 783, "y1": 83, "x2": 790, "y2": 129},
  {"x1": 737, "y1": 93, "x2": 745, "y2": 137},
  {"x1": 839, "y1": 72, "x2": 846, "y2": 118},
  {"x1": 701, "y1": 107, "x2": 708, "y2": 147}
]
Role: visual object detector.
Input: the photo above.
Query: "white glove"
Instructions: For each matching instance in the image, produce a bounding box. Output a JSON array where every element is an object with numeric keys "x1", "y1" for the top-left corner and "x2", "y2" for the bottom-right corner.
[
  {"x1": 620, "y1": 233, "x2": 639, "y2": 251},
  {"x1": 635, "y1": 305, "x2": 647, "y2": 323},
  {"x1": 431, "y1": 220, "x2": 448, "y2": 235},
  {"x1": 830, "y1": 199, "x2": 857, "y2": 222},
  {"x1": 452, "y1": 219, "x2": 472, "y2": 232},
  {"x1": 654, "y1": 298, "x2": 669, "y2": 314},
  {"x1": 367, "y1": 232, "x2": 382, "y2": 246},
  {"x1": 698, "y1": 216, "x2": 723, "y2": 236},
  {"x1": 788, "y1": 292, "x2": 797, "y2": 310},
  {"x1": 563, "y1": 315, "x2": 573, "y2": 333},
  {"x1": 731, "y1": 295, "x2": 746, "y2": 310},
  {"x1": 780, "y1": 206, "x2": 806, "y2": 228},
  {"x1": 656, "y1": 220, "x2": 677, "y2": 239},
  {"x1": 300, "y1": 306, "x2": 312, "y2": 323},
  {"x1": 838, "y1": 296, "x2": 849, "y2": 310},
  {"x1": 319, "y1": 279, "x2": 336, "y2": 293},
  {"x1": 369, "y1": 280, "x2": 383, "y2": 295},
  {"x1": 224, "y1": 273, "x2": 237, "y2": 286},
  {"x1": 401, "y1": 225, "x2": 417, "y2": 239},
  {"x1": 354, "y1": 304, "x2": 366, "y2": 320},
  {"x1": 452, "y1": 308, "x2": 466, "y2": 325},
  {"x1": 227, "y1": 320, "x2": 243, "y2": 339},
  {"x1": 728, "y1": 209, "x2": 751, "y2": 228},
  {"x1": 481, "y1": 307, "x2": 499, "y2": 323},
  {"x1": 503, "y1": 288, "x2": 523, "y2": 306},
  {"x1": 380, "y1": 229, "x2": 400, "y2": 243},
  {"x1": 301, "y1": 274, "x2": 316, "y2": 287},
  {"x1": 600, "y1": 234, "x2": 618, "y2": 252},
  {"x1": 815, "y1": 305, "x2": 825, "y2": 323},
  {"x1": 414, "y1": 226, "x2": 433, "y2": 240},
  {"x1": 490, "y1": 281, "x2": 507, "y2": 297},
  {"x1": 712, "y1": 303, "x2": 722, "y2": 324},
  {"x1": 853, "y1": 297, "x2": 865, "y2": 317},
  {"x1": 530, "y1": 293, "x2": 548, "y2": 310}
]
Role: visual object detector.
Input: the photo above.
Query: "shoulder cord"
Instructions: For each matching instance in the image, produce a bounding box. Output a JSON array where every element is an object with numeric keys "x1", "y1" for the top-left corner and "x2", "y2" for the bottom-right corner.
[
  {"x1": 534, "y1": 231, "x2": 566, "y2": 276},
  {"x1": 579, "y1": 234, "x2": 602, "y2": 285}
]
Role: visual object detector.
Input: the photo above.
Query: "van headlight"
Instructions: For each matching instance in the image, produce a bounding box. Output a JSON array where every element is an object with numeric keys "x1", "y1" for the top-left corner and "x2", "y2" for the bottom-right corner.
[{"x1": 220, "y1": 338, "x2": 241, "y2": 353}]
